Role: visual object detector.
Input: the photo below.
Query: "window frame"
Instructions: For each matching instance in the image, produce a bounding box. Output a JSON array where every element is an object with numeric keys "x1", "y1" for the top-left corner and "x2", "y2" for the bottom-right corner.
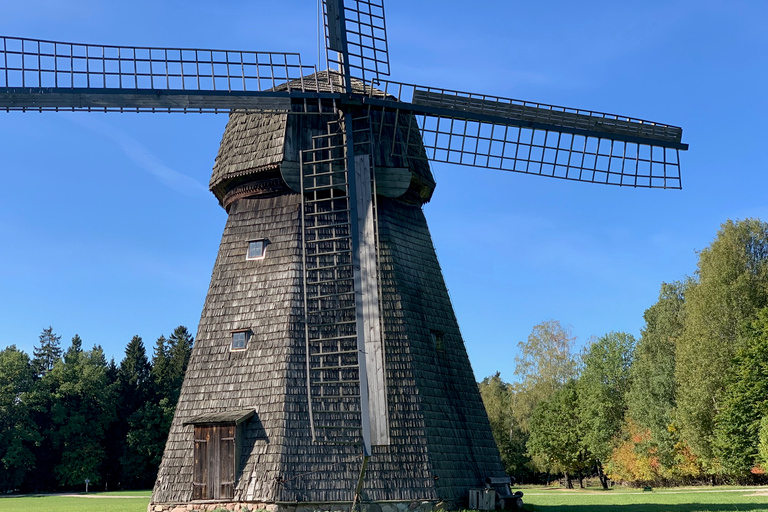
[
  {"x1": 231, "y1": 329, "x2": 250, "y2": 351},
  {"x1": 430, "y1": 330, "x2": 445, "y2": 352},
  {"x1": 246, "y1": 239, "x2": 267, "y2": 261}
]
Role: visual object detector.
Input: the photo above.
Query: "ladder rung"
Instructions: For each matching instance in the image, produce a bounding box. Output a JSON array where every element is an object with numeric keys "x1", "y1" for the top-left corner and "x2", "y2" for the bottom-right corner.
[
  {"x1": 307, "y1": 334, "x2": 358, "y2": 343},
  {"x1": 310, "y1": 363, "x2": 359, "y2": 371},
  {"x1": 306, "y1": 248, "x2": 353, "y2": 258},
  {"x1": 305, "y1": 235, "x2": 351, "y2": 244},
  {"x1": 302, "y1": 169, "x2": 347, "y2": 178},
  {"x1": 306, "y1": 292, "x2": 354, "y2": 303},
  {"x1": 309, "y1": 349, "x2": 359, "y2": 357},
  {"x1": 305, "y1": 276, "x2": 354, "y2": 287},
  {"x1": 304, "y1": 208, "x2": 351, "y2": 217},
  {"x1": 307, "y1": 320, "x2": 357, "y2": 327},
  {"x1": 310, "y1": 378, "x2": 360, "y2": 386},
  {"x1": 304, "y1": 184, "x2": 349, "y2": 193},
  {"x1": 305, "y1": 262, "x2": 352, "y2": 273},
  {"x1": 305, "y1": 222, "x2": 350, "y2": 231}
]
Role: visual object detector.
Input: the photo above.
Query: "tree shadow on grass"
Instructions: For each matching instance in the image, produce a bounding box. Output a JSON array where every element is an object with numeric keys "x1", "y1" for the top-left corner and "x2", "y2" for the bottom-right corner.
[{"x1": 526, "y1": 505, "x2": 768, "y2": 512}]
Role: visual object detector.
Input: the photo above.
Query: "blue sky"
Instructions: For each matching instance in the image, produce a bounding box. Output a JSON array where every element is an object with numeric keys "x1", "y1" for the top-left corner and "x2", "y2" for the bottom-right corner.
[{"x1": 0, "y1": 0, "x2": 766, "y2": 382}]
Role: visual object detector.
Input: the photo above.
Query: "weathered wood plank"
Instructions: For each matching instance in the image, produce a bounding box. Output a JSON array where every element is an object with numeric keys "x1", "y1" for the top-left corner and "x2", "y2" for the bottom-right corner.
[
  {"x1": 0, "y1": 88, "x2": 292, "y2": 112},
  {"x1": 354, "y1": 153, "x2": 390, "y2": 447},
  {"x1": 410, "y1": 89, "x2": 684, "y2": 145}
]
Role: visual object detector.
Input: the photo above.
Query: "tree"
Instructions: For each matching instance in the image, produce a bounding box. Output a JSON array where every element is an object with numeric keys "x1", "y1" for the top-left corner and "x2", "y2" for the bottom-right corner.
[
  {"x1": 712, "y1": 307, "x2": 768, "y2": 478},
  {"x1": 32, "y1": 326, "x2": 62, "y2": 377},
  {"x1": 626, "y1": 281, "x2": 686, "y2": 472},
  {"x1": 513, "y1": 320, "x2": 578, "y2": 433},
  {"x1": 479, "y1": 373, "x2": 531, "y2": 481},
  {"x1": 150, "y1": 335, "x2": 169, "y2": 393},
  {"x1": 117, "y1": 336, "x2": 154, "y2": 487},
  {"x1": 757, "y1": 415, "x2": 768, "y2": 470},
  {"x1": 676, "y1": 219, "x2": 768, "y2": 465},
  {"x1": 48, "y1": 342, "x2": 116, "y2": 487},
  {"x1": 0, "y1": 346, "x2": 38, "y2": 491},
  {"x1": 118, "y1": 336, "x2": 152, "y2": 414},
  {"x1": 578, "y1": 332, "x2": 635, "y2": 488},
  {"x1": 166, "y1": 326, "x2": 193, "y2": 404},
  {"x1": 64, "y1": 334, "x2": 82, "y2": 365},
  {"x1": 527, "y1": 380, "x2": 591, "y2": 488}
]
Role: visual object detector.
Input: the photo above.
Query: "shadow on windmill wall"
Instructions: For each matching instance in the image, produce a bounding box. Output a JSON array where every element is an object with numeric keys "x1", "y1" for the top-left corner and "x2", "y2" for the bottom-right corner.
[{"x1": 238, "y1": 413, "x2": 268, "y2": 483}]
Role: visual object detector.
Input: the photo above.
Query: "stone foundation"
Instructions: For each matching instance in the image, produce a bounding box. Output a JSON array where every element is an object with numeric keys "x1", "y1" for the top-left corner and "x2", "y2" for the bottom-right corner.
[{"x1": 149, "y1": 500, "x2": 459, "y2": 512}]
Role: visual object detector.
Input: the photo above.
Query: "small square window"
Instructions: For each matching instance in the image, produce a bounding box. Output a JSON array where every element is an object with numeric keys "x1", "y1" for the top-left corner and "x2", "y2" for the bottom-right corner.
[
  {"x1": 232, "y1": 330, "x2": 249, "y2": 350},
  {"x1": 246, "y1": 240, "x2": 266, "y2": 260},
  {"x1": 430, "y1": 330, "x2": 445, "y2": 351}
]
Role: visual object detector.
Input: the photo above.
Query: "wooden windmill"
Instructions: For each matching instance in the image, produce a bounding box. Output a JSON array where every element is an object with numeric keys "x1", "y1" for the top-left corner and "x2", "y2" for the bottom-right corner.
[{"x1": 0, "y1": 1, "x2": 688, "y2": 510}]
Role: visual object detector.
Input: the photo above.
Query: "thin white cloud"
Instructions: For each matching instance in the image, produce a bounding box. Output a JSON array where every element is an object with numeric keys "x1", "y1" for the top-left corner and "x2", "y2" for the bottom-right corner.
[{"x1": 64, "y1": 114, "x2": 209, "y2": 197}]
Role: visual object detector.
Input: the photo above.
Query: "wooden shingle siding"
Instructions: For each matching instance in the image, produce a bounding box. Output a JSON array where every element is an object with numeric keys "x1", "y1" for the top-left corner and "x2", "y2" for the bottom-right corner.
[{"x1": 152, "y1": 76, "x2": 506, "y2": 507}]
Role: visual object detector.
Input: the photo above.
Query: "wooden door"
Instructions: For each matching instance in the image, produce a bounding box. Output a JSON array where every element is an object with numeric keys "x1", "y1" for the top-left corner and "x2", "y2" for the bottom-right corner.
[
  {"x1": 193, "y1": 424, "x2": 235, "y2": 500},
  {"x1": 219, "y1": 424, "x2": 236, "y2": 498}
]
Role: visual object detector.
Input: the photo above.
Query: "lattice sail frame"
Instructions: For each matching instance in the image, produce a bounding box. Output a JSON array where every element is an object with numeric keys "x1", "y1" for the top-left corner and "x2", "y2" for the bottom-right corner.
[
  {"x1": 0, "y1": 35, "x2": 338, "y2": 112},
  {"x1": 364, "y1": 82, "x2": 685, "y2": 189},
  {"x1": 324, "y1": 0, "x2": 390, "y2": 85}
]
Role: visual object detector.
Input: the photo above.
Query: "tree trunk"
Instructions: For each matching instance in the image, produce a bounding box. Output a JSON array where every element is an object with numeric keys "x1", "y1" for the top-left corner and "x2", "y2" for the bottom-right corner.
[
  {"x1": 596, "y1": 459, "x2": 609, "y2": 490},
  {"x1": 565, "y1": 472, "x2": 573, "y2": 489},
  {"x1": 578, "y1": 470, "x2": 584, "y2": 488}
]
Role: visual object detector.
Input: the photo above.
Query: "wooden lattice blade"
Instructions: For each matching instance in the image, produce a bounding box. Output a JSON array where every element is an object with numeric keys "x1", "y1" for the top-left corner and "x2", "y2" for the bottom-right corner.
[
  {"x1": 0, "y1": 88, "x2": 294, "y2": 112},
  {"x1": 324, "y1": 0, "x2": 390, "y2": 85},
  {"x1": 409, "y1": 89, "x2": 687, "y2": 149},
  {"x1": 0, "y1": 35, "x2": 327, "y2": 112},
  {"x1": 362, "y1": 84, "x2": 688, "y2": 189}
]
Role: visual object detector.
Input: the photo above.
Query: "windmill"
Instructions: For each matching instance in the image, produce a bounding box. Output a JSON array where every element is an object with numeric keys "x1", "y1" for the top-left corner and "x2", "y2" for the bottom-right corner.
[{"x1": 0, "y1": 1, "x2": 688, "y2": 510}]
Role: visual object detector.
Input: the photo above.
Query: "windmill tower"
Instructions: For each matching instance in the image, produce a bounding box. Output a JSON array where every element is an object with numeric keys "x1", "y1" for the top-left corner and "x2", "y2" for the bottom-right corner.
[{"x1": 0, "y1": 1, "x2": 688, "y2": 511}]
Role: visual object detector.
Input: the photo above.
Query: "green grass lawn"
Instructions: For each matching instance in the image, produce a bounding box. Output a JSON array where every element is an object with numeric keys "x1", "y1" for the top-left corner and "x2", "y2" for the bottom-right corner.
[
  {"x1": 2, "y1": 487, "x2": 767, "y2": 512},
  {"x1": 519, "y1": 485, "x2": 768, "y2": 512},
  {"x1": 0, "y1": 490, "x2": 151, "y2": 512}
]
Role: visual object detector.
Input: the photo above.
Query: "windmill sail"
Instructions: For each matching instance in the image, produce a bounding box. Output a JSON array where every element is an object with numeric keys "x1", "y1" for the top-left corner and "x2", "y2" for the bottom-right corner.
[
  {"x1": 362, "y1": 82, "x2": 686, "y2": 189},
  {"x1": 0, "y1": 36, "x2": 329, "y2": 112},
  {"x1": 324, "y1": 0, "x2": 390, "y2": 85}
]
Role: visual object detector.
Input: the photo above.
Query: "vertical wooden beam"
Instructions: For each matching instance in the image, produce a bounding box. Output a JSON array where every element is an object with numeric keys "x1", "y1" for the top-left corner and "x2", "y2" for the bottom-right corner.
[
  {"x1": 345, "y1": 113, "x2": 372, "y2": 457},
  {"x1": 354, "y1": 153, "x2": 390, "y2": 447}
]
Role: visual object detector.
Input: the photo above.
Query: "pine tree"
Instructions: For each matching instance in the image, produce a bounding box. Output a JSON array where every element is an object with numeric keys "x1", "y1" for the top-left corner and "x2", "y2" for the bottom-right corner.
[
  {"x1": 166, "y1": 326, "x2": 193, "y2": 405},
  {"x1": 32, "y1": 326, "x2": 62, "y2": 377},
  {"x1": 49, "y1": 343, "x2": 115, "y2": 488},
  {"x1": 117, "y1": 336, "x2": 154, "y2": 487}
]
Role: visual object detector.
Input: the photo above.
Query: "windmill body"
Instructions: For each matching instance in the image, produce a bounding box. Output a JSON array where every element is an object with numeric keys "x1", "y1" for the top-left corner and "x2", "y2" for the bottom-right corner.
[
  {"x1": 153, "y1": 100, "x2": 506, "y2": 507},
  {"x1": 0, "y1": 1, "x2": 688, "y2": 510}
]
